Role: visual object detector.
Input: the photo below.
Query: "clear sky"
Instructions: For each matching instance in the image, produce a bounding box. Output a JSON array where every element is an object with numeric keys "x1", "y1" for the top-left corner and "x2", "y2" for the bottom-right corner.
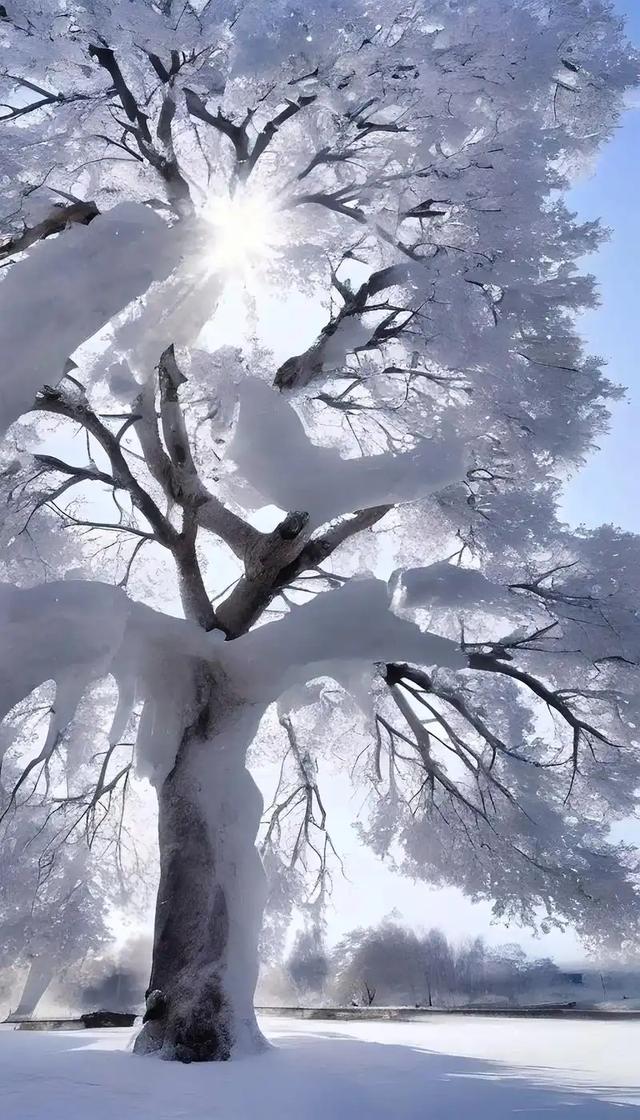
[
  {"x1": 563, "y1": 0, "x2": 640, "y2": 531},
  {"x1": 319, "y1": 0, "x2": 640, "y2": 964}
]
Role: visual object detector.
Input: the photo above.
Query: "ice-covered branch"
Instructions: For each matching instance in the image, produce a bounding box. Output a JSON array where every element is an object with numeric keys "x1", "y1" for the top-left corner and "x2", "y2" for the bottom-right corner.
[
  {"x1": 274, "y1": 264, "x2": 418, "y2": 390},
  {"x1": 222, "y1": 578, "x2": 465, "y2": 702},
  {"x1": 0, "y1": 203, "x2": 176, "y2": 433},
  {"x1": 226, "y1": 378, "x2": 465, "y2": 526}
]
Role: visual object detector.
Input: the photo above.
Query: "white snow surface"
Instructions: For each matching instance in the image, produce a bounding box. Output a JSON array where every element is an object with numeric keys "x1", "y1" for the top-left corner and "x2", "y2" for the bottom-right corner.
[{"x1": 1, "y1": 1016, "x2": 639, "y2": 1118}]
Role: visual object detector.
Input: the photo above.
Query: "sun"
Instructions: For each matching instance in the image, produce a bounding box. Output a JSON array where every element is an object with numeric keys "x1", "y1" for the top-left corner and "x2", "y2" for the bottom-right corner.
[{"x1": 202, "y1": 189, "x2": 279, "y2": 272}]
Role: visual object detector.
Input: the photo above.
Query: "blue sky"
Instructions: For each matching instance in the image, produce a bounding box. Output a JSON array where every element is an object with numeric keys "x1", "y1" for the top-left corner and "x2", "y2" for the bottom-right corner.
[{"x1": 563, "y1": 0, "x2": 640, "y2": 530}]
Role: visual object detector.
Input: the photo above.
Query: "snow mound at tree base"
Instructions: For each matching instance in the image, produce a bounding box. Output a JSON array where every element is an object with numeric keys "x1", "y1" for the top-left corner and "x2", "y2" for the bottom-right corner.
[{"x1": 1, "y1": 1016, "x2": 639, "y2": 1118}]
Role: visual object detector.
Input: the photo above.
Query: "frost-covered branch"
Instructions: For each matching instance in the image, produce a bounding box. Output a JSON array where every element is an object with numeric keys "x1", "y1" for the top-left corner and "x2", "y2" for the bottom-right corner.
[
  {"x1": 0, "y1": 199, "x2": 98, "y2": 262},
  {"x1": 184, "y1": 87, "x2": 317, "y2": 184},
  {"x1": 274, "y1": 264, "x2": 419, "y2": 390},
  {"x1": 260, "y1": 714, "x2": 342, "y2": 902}
]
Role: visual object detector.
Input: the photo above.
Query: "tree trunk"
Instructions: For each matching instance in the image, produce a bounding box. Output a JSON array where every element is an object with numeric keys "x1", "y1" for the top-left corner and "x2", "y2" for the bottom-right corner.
[
  {"x1": 12, "y1": 959, "x2": 53, "y2": 1019},
  {"x1": 134, "y1": 678, "x2": 268, "y2": 1062}
]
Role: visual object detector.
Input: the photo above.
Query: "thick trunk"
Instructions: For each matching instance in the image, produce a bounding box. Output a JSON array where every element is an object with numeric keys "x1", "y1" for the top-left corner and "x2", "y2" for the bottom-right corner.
[
  {"x1": 12, "y1": 959, "x2": 53, "y2": 1019},
  {"x1": 134, "y1": 681, "x2": 267, "y2": 1062}
]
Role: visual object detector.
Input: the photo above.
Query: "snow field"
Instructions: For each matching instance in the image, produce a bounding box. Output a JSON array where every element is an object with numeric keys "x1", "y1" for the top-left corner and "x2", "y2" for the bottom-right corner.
[{"x1": 1, "y1": 1014, "x2": 639, "y2": 1118}]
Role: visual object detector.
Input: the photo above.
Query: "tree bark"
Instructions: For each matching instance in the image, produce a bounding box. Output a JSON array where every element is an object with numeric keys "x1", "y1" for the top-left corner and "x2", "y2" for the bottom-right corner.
[
  {"x1": 133, "y1": 675, "x2": 268, "y2": 1062},
  {"x1": 12, "y1": 959, "x2": 53, "y2": 1019}
]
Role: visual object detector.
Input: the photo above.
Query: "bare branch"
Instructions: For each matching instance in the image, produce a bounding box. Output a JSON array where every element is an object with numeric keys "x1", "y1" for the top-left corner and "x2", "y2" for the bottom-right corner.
[
  {"x1": 33, "y1": 386, "x2": 178, "y2": 549},
  {"x1": 185, "y1": 88, "x2": 317, "y2": 182}
]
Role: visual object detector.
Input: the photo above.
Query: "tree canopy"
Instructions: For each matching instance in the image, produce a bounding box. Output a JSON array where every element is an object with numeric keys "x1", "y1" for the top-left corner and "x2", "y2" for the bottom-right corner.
[{"x1": 1, "y1": 0, "x2": 639, "y2": 1041}]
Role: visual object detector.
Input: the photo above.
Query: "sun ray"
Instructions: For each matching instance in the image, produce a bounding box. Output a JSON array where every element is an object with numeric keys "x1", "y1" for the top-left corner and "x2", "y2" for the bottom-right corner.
[{"x1": 202, "y1": 189, "x2": 280, "y2": 273}]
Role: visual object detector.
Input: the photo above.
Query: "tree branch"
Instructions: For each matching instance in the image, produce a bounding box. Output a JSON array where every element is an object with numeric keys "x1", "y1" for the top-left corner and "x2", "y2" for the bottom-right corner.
[
  {"x1": 0, "y1": 200, "x2": 99, "y2": 262},
  {"x1": 33, "y1": 387, "x2": 178, "y2": 549},
  {"x1": 89, "y1": 44, "x2": 192, "y2": 213},
  {"x1": 274, "y1": 264, "x2": 416, "y2": 390},
  {"x1": 185, "y1": 88, "x2": 317, "y2": 183},
  {"x1": 135, "y1": 348, "x2": 259, "y2": 560}
]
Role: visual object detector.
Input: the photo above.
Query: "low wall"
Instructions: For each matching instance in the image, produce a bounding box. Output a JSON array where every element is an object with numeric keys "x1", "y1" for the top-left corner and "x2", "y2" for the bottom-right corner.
[
  {"x1": 258, "y1": 1004, "x2": 640, "y2": 1022},
  {"x1": 7, "y1": 1004, "x2": 640, "y2": 1031}
]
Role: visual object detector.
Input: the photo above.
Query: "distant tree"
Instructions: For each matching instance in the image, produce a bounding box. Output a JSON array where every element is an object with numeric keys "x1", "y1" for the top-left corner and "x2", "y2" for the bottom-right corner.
[
  {"x1": 422, "y1": 928, "x2": 456, "y2": 1006},
  {"x1": 452, "y1": 937, "x2": 489, "y2": 1002},
  {"x1": 483, "y1": 943, "x2": 528, "y2": 1004},
  {"x1": 333, "y1": 920, "x2": 426, "y2": 1006},
  {"x1": 285, "y1": 925, "x2": 329, "y2": 1002}
]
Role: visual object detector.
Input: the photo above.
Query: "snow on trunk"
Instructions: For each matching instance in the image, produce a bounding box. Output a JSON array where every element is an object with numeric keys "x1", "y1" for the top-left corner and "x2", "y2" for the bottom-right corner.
[
  {"x1": 11, "y1": 959, "x2": 53, "y2": 1020},
  {"x1": 134, "y1": 674, "x2": 267, "y2": 1062}
]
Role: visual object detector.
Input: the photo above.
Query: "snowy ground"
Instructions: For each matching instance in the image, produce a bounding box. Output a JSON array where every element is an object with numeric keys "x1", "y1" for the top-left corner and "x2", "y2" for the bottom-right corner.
[{"x1": 1, "y1": 1015, "x2": 639, "y2": 1118}]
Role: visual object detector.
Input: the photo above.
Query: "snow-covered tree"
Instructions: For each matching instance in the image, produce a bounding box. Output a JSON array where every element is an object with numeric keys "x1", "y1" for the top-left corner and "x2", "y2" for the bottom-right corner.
[
  {"x1": 1, "y1": 0, "x2": 639, "y2": 1061},
  {"x1": 333, "y1": 920, "x2": 427, "y2": 1006},
  {"x1": 422, "y1": 927, "x2": 455, "y2": 1005},
  {"x1": 285, "y1": 924, "x2": 329, "y2": 1002},
  {"x1": 0, "y1": 694, "x2": 148, "y2": 1018}
]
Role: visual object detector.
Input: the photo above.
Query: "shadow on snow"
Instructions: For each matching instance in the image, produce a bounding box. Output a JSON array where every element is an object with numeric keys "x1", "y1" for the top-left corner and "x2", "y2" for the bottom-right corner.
[{"x1": 0, "y1": 1024, "x2": 638, "y2": 1118}]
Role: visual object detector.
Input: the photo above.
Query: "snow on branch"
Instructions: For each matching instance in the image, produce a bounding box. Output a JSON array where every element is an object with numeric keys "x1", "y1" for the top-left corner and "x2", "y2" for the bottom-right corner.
[
  {"x1": 395, "y1": 561, "x2": 517, "y2": 613},
  {"x1": 222, "y1": 577, "x2": 466, "y2": 702},
  {"x1": 0, "y1": 198, "x2": 99, "y2": 262},
  {"x1": 226, "y1": 378, "x2": 465, "y2": 527},
  {"x1": 0, "y1": 203, "x2": 176, "y2": 433},
  {"x1": 274, "y1": 264, "x2": 420, "y2": 390},
  {"x1": 0, "y1": 580, "x2": 219, "y2": 797}
]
